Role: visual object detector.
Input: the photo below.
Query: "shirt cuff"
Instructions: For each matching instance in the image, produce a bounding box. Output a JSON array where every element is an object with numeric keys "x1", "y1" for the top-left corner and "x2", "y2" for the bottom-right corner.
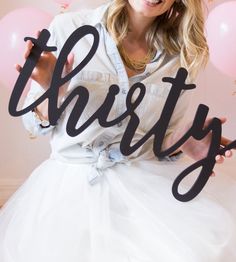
[{"x1": 157, "y1": 151, "x2": 184, "y2": 162}]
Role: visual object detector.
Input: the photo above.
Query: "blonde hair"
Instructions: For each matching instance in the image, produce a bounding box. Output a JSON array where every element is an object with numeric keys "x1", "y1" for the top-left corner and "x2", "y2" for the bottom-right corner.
[{"x1": 106, "y1": 0, "x2": 209, "y2": 80}]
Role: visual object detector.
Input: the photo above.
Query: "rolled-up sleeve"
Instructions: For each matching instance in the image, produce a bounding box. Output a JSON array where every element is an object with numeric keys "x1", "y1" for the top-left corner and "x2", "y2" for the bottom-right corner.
[{"x1": 22, "y1": 81, "x2": 55, "y2": 138}]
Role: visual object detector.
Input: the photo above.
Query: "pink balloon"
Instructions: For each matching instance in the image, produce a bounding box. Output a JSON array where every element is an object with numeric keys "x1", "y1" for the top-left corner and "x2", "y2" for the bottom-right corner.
[
  {"x1": 206, "y1": 1, "x2": 236, "y2": 78},
  {"x1": 0, "y1": 7, "x2": 53, "y2": 95}
]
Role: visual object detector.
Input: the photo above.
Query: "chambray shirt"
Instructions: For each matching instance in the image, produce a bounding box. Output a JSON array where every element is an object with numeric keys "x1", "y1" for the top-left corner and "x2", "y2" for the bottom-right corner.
[{"x1": 22, "y1": 1, "x2": 194, "y2": 183}]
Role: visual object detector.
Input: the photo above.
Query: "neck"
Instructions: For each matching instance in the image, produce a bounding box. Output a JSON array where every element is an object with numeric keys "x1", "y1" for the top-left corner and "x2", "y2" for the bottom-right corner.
[{"x1": 126, "y1": 4, "x2": 156, "y2": 43}]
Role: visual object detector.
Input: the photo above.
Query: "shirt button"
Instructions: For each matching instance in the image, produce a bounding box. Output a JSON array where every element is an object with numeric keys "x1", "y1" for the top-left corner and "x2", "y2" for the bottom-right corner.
[
  {"x1": 98, "y1": 141, "x2": 105, "y2": 147},
  {"x1": 117, "y1": 121, "x2": 122, "y2": 127},
  {"x1": 122, "y1": 88, "x2": 127, "y2": 94}
]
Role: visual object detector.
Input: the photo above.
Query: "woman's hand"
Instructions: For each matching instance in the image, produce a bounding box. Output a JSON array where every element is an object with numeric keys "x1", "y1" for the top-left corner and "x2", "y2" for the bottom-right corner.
[
  {"x1": 15, "y1": 31, "x2": 74, "y2": 122},
  {"x1": 15, "y1": 30, "x2": 74, "y2": 97},
  {"x1": 180, "y1": 117, "x2": 234, "y2": 176}
]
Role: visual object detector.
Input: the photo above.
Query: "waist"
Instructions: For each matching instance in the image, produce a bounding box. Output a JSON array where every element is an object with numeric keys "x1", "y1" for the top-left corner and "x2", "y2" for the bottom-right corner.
[{"x1": 50, "y1": 145, "x2": 154, "y2": 165}]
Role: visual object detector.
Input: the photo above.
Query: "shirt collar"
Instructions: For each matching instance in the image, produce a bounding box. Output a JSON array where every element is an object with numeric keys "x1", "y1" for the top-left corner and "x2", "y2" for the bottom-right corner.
[
  {"x1": 81, "y1": 1, "x2": 164, "y2": 52},
  {"x1": 81, "y1": 1, "x2": 112, "y2": 27}
]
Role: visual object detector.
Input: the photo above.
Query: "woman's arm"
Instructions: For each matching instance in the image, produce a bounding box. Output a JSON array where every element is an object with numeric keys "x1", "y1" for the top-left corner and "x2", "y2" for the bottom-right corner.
[
  {"x1": 22, "y1": 76, "x2": 71, "y2": 138},
  {"x1": 158, "y1": 89, "x2": 193, "y2": 161},
  {"x1": 19, "y1": 16, "x2": 74, "y2": 138}
]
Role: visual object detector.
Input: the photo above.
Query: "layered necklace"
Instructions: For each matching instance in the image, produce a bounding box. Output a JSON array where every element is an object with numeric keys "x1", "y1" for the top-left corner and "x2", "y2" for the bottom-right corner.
[{"x1": 118, "y1": 43, "x2": 156, "y2": 73}]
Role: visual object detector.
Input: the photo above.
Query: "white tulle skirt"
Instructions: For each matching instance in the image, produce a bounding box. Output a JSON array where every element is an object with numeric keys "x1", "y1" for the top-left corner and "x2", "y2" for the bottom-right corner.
[{"x1": 0, "y1": 156, "x2": 236, "y2": 262}]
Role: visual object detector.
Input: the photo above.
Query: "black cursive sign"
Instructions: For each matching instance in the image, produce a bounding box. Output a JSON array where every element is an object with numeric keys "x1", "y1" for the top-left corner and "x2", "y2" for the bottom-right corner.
[{"x1": 8, "y1": 25, "x2": 236, "y2": 202}]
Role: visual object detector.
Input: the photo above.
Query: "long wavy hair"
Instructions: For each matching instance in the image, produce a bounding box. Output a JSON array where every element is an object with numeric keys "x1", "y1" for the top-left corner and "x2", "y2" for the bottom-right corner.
[{"x1": 105, "y1": 0, "x2": 209, "y2": 80}]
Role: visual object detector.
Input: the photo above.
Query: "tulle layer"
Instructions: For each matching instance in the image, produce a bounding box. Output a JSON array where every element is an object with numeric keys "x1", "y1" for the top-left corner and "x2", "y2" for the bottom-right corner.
[{"x1": 0, "y1": 157, "x2": 236, "y2": 262}]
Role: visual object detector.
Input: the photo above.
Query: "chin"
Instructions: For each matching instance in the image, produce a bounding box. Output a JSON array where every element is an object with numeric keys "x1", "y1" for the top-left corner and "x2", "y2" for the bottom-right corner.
[{"x1": 128, "y1": 0, "x2": 173, "y2": 18}]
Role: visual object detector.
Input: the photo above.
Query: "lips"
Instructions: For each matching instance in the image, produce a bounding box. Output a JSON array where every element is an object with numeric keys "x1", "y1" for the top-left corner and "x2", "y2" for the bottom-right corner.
[
  {"x1": 144, "y1": 0, "x2": 164, "y2": 7},
  {"x1": 148, "y1": 0, "x2": 163, "y2": 3}
]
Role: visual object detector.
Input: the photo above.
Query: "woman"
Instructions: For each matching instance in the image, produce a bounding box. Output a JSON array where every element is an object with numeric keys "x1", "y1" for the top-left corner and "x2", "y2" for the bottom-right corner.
[{"x1": 0, "y1": 0, "x2": 235, "y2": 261}]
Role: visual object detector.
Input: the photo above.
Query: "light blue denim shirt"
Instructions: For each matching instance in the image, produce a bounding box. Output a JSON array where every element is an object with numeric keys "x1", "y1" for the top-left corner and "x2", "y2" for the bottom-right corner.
[{"x1": 22, "y1": 1, "x2": 193, "y2": 183}]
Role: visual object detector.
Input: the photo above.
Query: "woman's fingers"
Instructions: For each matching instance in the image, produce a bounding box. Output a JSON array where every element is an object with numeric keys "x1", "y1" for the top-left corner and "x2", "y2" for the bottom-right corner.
[
  {"x1": 221, "y1": 136, "x2": 232, "y2": 146},
  {"x1": 14, "y1": 63, "x2": 22, "y2": 73},
  {"x1": 202, "y1": 118, "x2": 234, "y2": 159},
  {"x1": 24, "y1": 31, "x2": 41, "y2": 60},
  {"x1": 215, "y1": 150, "x2": 233, "y2": 163},
  {"x1": 67, "y1": 53, "x2": 74, "y2": 67},
  {"x1": 225, "y1": 150, "x2": 233, "y2": 157},
  {"x1": 220, "y1": 117, "x2": 227, "y2": 124},
  {"x1": 212, "y1": 149, "x2": 233, "y2": 177},
  {"x1": 215, "y1": 154, "x2": 224, "y2": 164},
  {"x1": 220, "y1": 136, "x2": 236, "y2": 155},
  {"x1": 204, "y1": 116, "x2": 227, "y2": 128},
  {"x1": 64, "y1": 53, "x2": 74, "y2": 73},
  {"x1": 24, "y1": 40, "x2": 33, "y2": 59}
]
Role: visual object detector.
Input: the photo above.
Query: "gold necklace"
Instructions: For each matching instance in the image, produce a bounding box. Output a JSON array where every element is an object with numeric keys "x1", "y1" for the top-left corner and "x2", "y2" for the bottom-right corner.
[{"x1": 118, "y1": 44, "x2": 156, "y2": 72}]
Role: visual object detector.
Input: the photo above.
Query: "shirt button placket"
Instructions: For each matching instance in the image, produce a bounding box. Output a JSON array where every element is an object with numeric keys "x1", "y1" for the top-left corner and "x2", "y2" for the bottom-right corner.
[
  {"x1": 104, "y1": 27, "x2": 129, "y2": 128},
  {"x1": 122, "y1": 88, "x2": 127, "y2": 94}
]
